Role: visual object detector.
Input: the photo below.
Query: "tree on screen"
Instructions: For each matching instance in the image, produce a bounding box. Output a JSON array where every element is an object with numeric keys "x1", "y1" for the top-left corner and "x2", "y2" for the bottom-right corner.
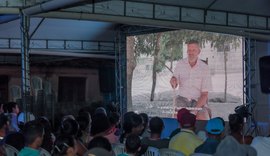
[
  {"x1": 208, "y1": 34, "x2": 241, "y2": 102},
  {"x1": 127, "y1": 33, "x2": 162, "y2": 109}
]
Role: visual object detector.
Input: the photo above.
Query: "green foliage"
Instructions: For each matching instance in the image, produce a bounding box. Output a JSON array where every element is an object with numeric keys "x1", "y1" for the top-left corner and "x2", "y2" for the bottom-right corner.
[
  {"x1": 133, "y1": 30, "x2": 241, "y2": 73},
  {"x1": 130, "y1": 29, "x2": 242, "y2": 101}
]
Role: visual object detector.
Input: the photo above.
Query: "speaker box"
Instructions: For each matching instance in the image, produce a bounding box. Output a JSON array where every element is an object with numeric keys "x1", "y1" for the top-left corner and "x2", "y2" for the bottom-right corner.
[{"x1": 259, "y1": 56, "x2": 270, "y2": 93}]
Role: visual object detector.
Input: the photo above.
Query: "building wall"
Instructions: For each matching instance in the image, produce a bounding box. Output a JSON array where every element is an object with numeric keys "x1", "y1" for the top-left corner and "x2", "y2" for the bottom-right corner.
[{"x1": 0, "y1": 66, "x2": 102, "y2": 116}]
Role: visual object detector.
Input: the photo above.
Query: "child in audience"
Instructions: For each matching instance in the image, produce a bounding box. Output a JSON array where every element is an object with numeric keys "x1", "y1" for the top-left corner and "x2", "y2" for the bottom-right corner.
[
  {"x1": 119, "y1": 112, "x2": 144, "y2": 143},
  {"x1": 195, "y1": 117, "x2": 225, "y2": 154},
  {"x1": 18, "y1": 121, "x2": 44, "y2": 156},
  {"x1": 139, "y1": 113, "x2": 150, "y2": 138},
  {"x1": 229, "y1": 113, "x2": 253, "y2": 144},
  {"x1": 119, "y1": 134, "x2": 142, "y2": 156},
  {"x1": 61, "y1": 117, "x2": 87, "y2": 156},
  {"x1": 141, "y1": 116, "x2": 169, "y2": 149}
]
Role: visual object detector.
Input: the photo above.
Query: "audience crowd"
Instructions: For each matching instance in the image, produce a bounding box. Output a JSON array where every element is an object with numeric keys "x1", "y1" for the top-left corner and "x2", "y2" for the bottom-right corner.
[{"x1": 0, "y1": 101, "x2": 268, "y2": 156}]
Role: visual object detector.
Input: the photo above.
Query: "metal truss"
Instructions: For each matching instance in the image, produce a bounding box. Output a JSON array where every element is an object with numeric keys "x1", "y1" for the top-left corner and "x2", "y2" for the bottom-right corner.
[
  {"x1": 120, "y1": 25, "x2": 171, "y2": 36},
  {"x1": 0, "y1": 38, "x2": 115, "y2": 55},
  {"x1": 25, "y1": 0, "x2": 270, "y2": 40},
  {"x1": 115, "y1": 26, "x2": 127, "y2": 120},
  {"x1": 243, "y1": 37, "x2": 258, "y2": 135},
  {"x1": 0, "y1": 0, "x2": 49, "y2": 7},
  {"x1": 20, "y1": 12, "x2": 31, "y2": 121}
]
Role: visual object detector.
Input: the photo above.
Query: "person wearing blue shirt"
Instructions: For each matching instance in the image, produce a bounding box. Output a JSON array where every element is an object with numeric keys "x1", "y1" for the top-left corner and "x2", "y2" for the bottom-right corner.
[{"x1": 194, "y1": 117, "x2": 225, "y2": 154}]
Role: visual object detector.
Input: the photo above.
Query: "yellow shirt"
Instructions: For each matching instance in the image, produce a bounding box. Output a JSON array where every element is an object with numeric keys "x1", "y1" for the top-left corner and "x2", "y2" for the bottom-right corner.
[{"x1": 169, "y1": 129, "x2": 203, "y2": 156}]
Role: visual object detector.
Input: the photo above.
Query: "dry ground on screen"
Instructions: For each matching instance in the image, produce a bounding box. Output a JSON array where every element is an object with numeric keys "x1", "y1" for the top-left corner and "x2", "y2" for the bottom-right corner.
[{"x1": 132, "y1": 91, "x2": 241, "y2": 120}]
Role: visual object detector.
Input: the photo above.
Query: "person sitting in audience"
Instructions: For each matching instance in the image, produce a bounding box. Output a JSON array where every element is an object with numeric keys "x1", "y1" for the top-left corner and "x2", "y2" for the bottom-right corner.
[
  {"x1": 119, "y1": 134, "x2": 142, "y2": 156},
  {"x1": 169, "y1": 108, "x2": 203, "y2": 156},
  {"x1": 195, "y1": 117, "x2": 225, "y2": 154},
  {"x1": 36, "y1": 116, "x2": 54, "y2": 153},
  {"x1": 104, "y1": 113, "x2": 120, "y2": 144},
  {"x1": 76, "y1": 111, "x2": 92, "y2": 145},
  {"x1": 84, "y1": 147, "x2": 113, "y2": 156},
  {"x1": 229, "y1": 113, "x2": 253, "y2": 144},
  {"x1": 0, "y1": 113, "x2": 9, "y2": 144},
  {"x1": 139, "y1": 113, "x2": 150, "y2": 138},
  {"x1": 6, "y1": 102, "x2": 20, "y2": 132},
  {"x1": 109, "y1": 112, "x2": 121, "y2": 136},
  {"x1": 61, "y1": 117, "x2": 87, "y2": 156},
  {"x1": 169, "y1": 108, "x2": 190, "y2": 139},
  {"x1": 0, "y1": 103, "x2": 4, "y2": 114},
  {"x1": 90, "y1": 113, "x2": 118, "y2": 144},
  {"x1": 251, "y1": 133, "x2": 270, "y2": 156},
  {"x1": 53, "y1": 135, "x2": 77, "y2": 156},
  {"x1": 19, "y1": 121, "x2": 44, "y2": 156},
  {"x1": 119, "y1": 112, "x2": 144, "y2": 144},
  {"x1": 214, "y1": 136, "x2": 257, "y2": 156},
  {"x1": 17, "y1": 112, "x2": 35, "y2": 132},
  {"x1": 5, "y1": 132, "x2": 25, "y2": 151},
  {"x1": 87, "y1": 136, "x2": 114, "y2": 155},
  {"x1": 141, "y1": 116, "x2": 169, "y2": 149}
]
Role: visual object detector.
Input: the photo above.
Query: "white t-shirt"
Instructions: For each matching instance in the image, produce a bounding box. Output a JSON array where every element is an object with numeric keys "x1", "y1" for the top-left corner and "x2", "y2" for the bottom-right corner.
[
  {"x1": 173, "y1": 58, "x2": 212, "y2": 100},
  {"x1": 251, "y1": 136, "x2": 270, "y2": 156}
]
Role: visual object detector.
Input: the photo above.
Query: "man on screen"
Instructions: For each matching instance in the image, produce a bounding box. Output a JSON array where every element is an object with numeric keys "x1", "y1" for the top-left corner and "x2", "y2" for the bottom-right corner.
[{"x1": 170, "y1": 40, "x2": 212, "y2": 120}]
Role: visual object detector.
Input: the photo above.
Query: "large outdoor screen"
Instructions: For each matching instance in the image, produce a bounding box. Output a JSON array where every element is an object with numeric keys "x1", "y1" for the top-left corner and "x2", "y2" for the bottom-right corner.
[{"x1": 127, "y1": 30, "x2": 243, "y2": 120}]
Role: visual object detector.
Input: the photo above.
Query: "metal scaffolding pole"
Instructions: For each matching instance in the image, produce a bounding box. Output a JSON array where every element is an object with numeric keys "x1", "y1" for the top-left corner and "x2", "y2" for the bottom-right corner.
[
  {"x1": 20, "y1": 11, "x2": 31, "y2": 122},
  {"x1": 243, "y1": 37, "x2": 258, "y2": 135},
  {"x1": 115, "y1": 27, "x2": 127, "y2": 121}
]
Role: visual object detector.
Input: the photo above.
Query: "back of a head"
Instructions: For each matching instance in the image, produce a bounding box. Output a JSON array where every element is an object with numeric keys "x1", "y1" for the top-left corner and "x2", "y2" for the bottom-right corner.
[
  {"x1": 23, "y1": 120, "x2": 44, "y2": 146},
  {"x1": 214, "y1": 136, "x2": 256, "y2": 156},
  {"x1": 125, "y1": 134, "x2": 141, "y2": 154},
  {"x1": 139, "y1": 113, "x2": 149, "y2": 127},
  {"x1": 94, "y1": 107, "x2": 107, "y2": 116},
  {"x1": 91, "y1": 113, "x2": 111, "y2": 136},
  {"x1": 53, "y1": 135, "x2": 75, "y2": 156},
  {"x1": 123, "y1": 111, "x2": 135, "y2": 120},
  {"x1": 5, "y1": 132, "x2": 25, "y2": 151},
  {"x1": 36, "y1": 116, "x2": 52, "y2": 133},
  {"x1": 229, "y1": 113, "x2": 244, "y2": 133},
  {"x1": 36, "y1": 116, "x2": 53, "y2": 152},
  {"x1": 87, "y1": 136, "x2": 112, "y2": 152},
  {"x1": 76, "y1": 111, "x2": 91, "y2": 131},
  {"x1": 149, "y1": 117, "x2": 164, "y2": 134},
  {"x1": 6, "y1": 102, "x2": 17, "y2": 113},
  {"x1": 123, "y1": 113, "x2": 143, "y2": 133},
  {"x1": 61, "y1": 118, "x2": 79, "y2": 136},
  {"x1": 0, "y1": 113, "x2": 8, "y2": 129},
  {"x1": 84, "y1": 147, "x2": 113, "y2": 156},
  {"x1": 109, "y1": 112, "x2": 120, "y2": 125}
]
